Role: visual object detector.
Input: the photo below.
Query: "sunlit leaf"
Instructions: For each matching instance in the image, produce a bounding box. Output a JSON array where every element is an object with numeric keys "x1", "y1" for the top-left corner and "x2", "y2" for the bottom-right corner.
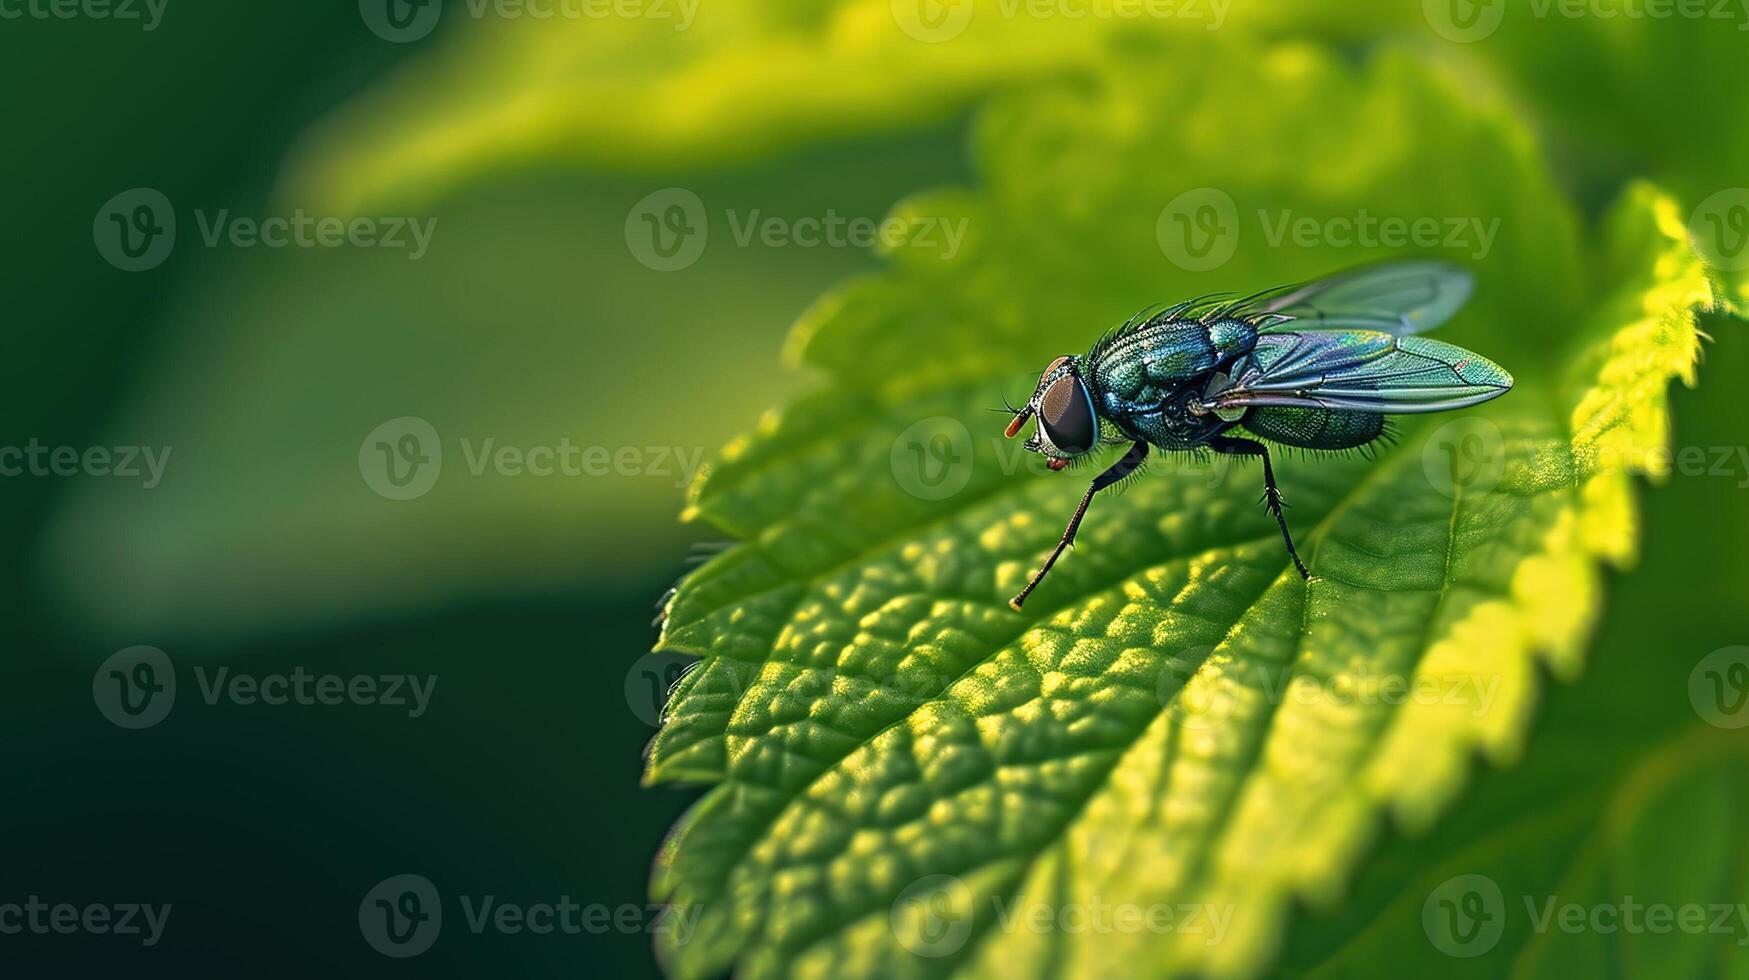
[{"x1": 642, "y1": 42, "x2": 1722, "y2": 979}]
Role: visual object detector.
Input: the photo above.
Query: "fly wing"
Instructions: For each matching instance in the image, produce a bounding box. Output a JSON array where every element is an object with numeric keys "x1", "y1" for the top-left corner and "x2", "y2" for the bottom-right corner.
[
  {"x1": 1203, "y1": 330, "x2": 1512, "y2": 414},
  {"x1": 1253, "y1": 260, "x2": 1473, "y2": 336}
]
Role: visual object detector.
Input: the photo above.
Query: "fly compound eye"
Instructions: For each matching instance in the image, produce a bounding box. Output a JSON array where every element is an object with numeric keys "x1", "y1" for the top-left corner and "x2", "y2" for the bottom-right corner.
[{"x1": 1038, "y1": 372, "x2": 1096, "y2": 455}]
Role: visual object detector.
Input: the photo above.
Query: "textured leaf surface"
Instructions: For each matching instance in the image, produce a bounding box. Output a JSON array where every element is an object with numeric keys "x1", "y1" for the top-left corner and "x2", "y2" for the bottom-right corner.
[{"x1": 644, "y1": 43, "x2": 1719, "y2": 980}]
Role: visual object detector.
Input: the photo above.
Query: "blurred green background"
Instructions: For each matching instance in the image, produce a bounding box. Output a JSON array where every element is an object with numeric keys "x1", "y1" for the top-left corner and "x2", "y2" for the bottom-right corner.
[{"x1": 2, "y1": 1, "x2": 1745, "y2": 977}]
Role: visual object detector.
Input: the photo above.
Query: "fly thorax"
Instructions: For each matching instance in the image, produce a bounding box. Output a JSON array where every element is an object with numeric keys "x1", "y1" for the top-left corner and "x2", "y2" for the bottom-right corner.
[{"x1": 1197, "y1": 370, "x2": 1249, "y2": 422}]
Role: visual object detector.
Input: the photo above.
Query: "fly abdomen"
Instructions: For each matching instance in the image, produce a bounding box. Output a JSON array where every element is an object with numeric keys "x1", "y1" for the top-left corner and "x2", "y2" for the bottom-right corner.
[{"x1": 1242, "y1": 405, "x2": 1385, "y2": 450}]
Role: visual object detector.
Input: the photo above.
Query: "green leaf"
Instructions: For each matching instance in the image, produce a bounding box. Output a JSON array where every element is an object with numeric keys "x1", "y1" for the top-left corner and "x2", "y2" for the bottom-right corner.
[
  {"x1": 643, "y1": 41, "x2": 1723, "y2": 979},
  {"x1": 1271, "y1": 278, "x2": 1749, "y2": 980}
]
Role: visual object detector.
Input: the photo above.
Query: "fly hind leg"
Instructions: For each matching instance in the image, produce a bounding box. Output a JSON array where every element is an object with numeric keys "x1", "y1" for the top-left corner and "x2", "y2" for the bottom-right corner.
[{"x1": 1207, "y1": 435, "x2": 1310, "y2": 581}]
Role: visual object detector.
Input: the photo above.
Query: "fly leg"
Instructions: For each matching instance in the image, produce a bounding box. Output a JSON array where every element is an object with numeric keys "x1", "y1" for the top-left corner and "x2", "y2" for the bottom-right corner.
[
  {"x1": 1010, "y1": 441, "x2": 1149, "y2": 611},
  {"x1": 1207, "y1": 435, "x2": 1311, "y2": 580}
]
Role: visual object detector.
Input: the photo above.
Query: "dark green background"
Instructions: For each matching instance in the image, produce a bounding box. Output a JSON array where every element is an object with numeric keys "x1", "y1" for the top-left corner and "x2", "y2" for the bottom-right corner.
[
  {"x1": 2, "y1": 4, "x2": 976, "y2": 976},
  {"x1": 3, "y1": 4, "x2": 1745, "y2": 978}
]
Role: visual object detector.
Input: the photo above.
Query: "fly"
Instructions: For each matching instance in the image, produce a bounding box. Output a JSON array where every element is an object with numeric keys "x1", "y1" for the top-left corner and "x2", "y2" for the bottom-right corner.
[{"x1": 1003, "y1": 260, "x2": 1511, "y2": 610}]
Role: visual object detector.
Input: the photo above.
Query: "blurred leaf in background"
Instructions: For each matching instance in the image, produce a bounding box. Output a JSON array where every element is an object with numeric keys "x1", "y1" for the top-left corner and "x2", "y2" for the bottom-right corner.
[
  {"x1": 41, "y1": 128, "x2": 972, "y2": 640},
  {"x1": 281, "y1": 0, "x2": 1223, "y2": 215}
]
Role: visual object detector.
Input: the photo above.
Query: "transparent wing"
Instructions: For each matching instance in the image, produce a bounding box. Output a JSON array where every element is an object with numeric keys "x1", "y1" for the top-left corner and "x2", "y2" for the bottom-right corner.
[
  {"x1": 1253, "y1": 260, "x2": 1473, "y2": 336},
  {"x1": 1203, "y1": 330, "x2": 1512, "y2": 414}
]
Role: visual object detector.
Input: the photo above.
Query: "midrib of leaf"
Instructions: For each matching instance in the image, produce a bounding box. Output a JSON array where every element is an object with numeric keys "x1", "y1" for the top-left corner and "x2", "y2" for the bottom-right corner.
[
  {"x1": 672, "y1": 417, "x2": 1565, "y2": 979},
  {"x1": 659, "y1": 524, "x2": 1316, "y2": 916}
]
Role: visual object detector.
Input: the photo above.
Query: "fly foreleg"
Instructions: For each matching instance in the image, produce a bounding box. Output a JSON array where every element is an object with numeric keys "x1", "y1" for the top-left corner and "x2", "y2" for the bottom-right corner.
[
  {"x1": 1208, "y1": 435, "x2": 1310, "y2": 580},
  {"x1": 1009, "y1": 440, "x2": 1150, "y2": 611}
]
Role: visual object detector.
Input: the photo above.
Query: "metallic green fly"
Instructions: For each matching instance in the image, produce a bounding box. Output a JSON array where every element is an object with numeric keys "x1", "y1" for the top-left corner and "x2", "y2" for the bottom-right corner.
[{"x1": 1003, "y1": 260, "x2": 1511, "y2": 610}]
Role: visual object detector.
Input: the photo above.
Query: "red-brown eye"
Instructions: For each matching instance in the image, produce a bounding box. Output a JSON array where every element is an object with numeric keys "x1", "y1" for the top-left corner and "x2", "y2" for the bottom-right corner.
[{"x1": 1039, "y1": 373, "x2": 1095, "y2": 454}]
